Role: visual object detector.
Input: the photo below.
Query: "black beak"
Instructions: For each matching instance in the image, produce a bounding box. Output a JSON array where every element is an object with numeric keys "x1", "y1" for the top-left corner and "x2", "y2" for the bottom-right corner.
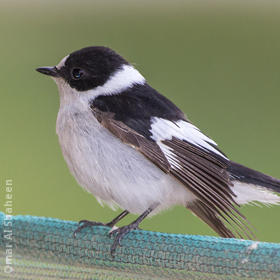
[{"x1": 36, "y1": 66, "x2": 59, "y2": 77}]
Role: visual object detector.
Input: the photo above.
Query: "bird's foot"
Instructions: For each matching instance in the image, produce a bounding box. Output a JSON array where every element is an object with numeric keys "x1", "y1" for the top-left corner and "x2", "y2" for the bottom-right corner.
[
  {"x1": 109, "y1": 222, "x2": 140, "y2": 256},
  {"x1": 73, "y1": 211, "x2": 130, "y2": 239},
  {"x1": 73, "y1": 220, "x2": 109, "y2": 238}
]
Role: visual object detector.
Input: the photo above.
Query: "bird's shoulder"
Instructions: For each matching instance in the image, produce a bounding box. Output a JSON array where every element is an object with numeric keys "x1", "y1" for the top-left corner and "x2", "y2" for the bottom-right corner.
[{"x1": 90, "y1": 83, "x2": 186, "y2": 138}]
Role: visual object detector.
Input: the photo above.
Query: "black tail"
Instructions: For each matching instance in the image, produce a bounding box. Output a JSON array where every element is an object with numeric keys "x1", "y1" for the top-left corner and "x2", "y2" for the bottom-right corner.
[{"x1": 228, "y1": 161, "x2": 280, "y2": 193}]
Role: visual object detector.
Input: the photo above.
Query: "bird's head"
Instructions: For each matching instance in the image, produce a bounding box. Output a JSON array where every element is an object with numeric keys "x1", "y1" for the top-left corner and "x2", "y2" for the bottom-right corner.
[{"x1": 36, "y1": 46, "x2": 145, "y2": 103}]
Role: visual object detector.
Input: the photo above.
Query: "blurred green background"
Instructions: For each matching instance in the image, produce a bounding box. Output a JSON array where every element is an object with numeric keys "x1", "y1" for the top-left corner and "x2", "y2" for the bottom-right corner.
[{"x1": 1, "y1": 0, "x2": 280, "y2": 242}]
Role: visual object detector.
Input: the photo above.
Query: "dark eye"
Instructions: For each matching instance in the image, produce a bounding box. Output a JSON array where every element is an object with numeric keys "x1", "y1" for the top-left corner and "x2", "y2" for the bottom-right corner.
[{"x1": 71, "y1": 68, "x2": 84, "y2": 80}]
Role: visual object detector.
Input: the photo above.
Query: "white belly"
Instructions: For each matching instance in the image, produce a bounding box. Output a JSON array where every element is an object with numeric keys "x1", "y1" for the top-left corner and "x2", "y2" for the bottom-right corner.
[{"x1": 56, "y1": 105, "x2": 195, "y2": 215}]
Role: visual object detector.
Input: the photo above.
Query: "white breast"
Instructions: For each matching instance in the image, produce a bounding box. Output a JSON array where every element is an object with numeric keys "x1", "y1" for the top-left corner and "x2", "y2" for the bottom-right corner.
[{"x1": 56, "y1": 102, "x2": 195, "y2": 215}]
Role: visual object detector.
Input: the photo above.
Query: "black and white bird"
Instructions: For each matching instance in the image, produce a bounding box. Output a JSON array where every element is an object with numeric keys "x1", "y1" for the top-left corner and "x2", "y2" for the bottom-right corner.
[{"x1": 37, "y1": 46, "x2": 280, "y2": 254}]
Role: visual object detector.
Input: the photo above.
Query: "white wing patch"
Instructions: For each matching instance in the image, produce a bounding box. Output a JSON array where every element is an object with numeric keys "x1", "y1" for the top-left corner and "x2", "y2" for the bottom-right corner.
[
  {"x1": 158, "y1": 143, "x2": 181, "y2": 169},
  {"x1": 150, "y1": 117, "x2": 227, "y2": 160}
]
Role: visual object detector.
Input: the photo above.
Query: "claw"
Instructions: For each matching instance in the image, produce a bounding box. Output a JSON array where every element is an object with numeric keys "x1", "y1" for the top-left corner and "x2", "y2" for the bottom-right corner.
[
  {"x1": 108, "y1": 225, "x2": 119, "y2": 235},
  {"x1": 108, "y1": 229, "x2": 115, "y2": 237},
  {"x1": 109, "y1": 224, "x2": 138, "y2": 256},
  {"x1": 73, "y1": 220, "x2": 106, "y2": 238}
]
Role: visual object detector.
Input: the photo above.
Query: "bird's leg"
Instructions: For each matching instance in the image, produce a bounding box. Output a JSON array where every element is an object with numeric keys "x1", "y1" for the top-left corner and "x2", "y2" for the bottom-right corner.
[
  {"x1": 106, "y1": 210, "x2": 130, "y2": 227},
  {"x1": 73, "y1": 210, "x2": 129, "y2": 238},
  {"x1": 109, "y1": 205, "x2": 158, "y2": 256}
]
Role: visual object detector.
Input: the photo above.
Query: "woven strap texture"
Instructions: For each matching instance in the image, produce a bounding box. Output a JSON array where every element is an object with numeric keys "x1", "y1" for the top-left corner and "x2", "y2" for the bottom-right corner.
[{"x1": 0, "y1": 212, "x2": 279, "y2": 279}]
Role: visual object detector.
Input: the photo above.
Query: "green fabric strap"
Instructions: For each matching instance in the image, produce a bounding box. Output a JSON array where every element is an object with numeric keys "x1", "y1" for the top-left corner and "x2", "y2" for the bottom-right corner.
[{"x1": 0, "y1": 212, "x2": 279, "y2": 279}]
